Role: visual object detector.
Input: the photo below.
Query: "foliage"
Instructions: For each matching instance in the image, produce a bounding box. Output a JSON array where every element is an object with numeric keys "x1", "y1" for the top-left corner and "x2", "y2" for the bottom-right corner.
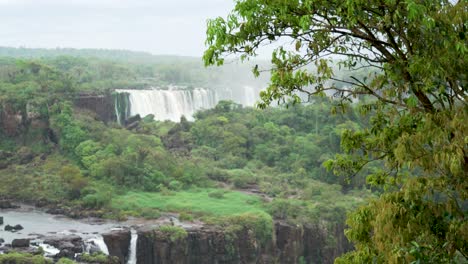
[
  {"x1": 218, "y1": 211, "x2": 274, "y2": 246},
  {"x1": 56, "y1": 258, "x2": 76, "y2": 264},
  {"x1": 0, "y1": 252, "x2": 52, "y2": 264},
  {"x1": 158, "y1": 225, "x2": 188, "y2": 242},
  {"x1": 79, "y1": 253, "x2": 119, "y2": 264},
  {"x1": 204, "y1": 0, "x2": 467, "y2": 262}
]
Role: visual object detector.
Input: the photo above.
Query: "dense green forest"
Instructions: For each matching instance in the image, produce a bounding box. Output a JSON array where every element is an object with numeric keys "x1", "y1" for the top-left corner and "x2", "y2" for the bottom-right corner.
[
  {"x1": 1, "y1": 1, "x2": 466, "y2": 262},
  {"x1": 204, "y1": 0, "x2": 467, "y2": 263},
  {"x1": 0, "y1": 52, "x2": 373, "y2": 249}
]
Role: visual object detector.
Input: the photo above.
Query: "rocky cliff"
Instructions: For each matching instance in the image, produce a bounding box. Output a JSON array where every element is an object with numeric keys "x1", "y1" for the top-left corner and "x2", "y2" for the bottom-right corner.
[
  {"x1": 132, "y1": 221, "x2": 352, "y2": 264},
  {"x1": 103, "y1": 229, "x2": 131, "y2": 264},
  {"x1": 73, "y1": 93, "x2": 116, "y2": 123}
]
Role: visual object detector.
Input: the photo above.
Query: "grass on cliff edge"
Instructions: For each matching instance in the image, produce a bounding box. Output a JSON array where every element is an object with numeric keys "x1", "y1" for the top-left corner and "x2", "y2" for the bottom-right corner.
[{"x1": 111, "y1": 188, "x2": 267, "y2": 217}]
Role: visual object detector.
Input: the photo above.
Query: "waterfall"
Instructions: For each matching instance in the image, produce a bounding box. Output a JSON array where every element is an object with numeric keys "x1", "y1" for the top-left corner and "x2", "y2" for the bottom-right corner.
[
  {"x1": 126, "y1": 229, "x2": 138, "y2": 264},
  {"x1": 115, "y1": 88, "x2": 217, "y2": 122},
  {"x1": 37, "y1": 243, "x2": 60, "y2": 257},
  {"x1": 85, "y1": 235, "x2": 109, "y2": 255},
  {"x1": 242, "y1": 85, "x2": 257, "y2": 106}
]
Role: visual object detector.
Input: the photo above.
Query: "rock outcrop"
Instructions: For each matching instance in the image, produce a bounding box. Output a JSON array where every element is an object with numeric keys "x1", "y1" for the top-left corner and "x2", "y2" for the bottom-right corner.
[
  {"x1": 43, "y1": 234, "x2": 84, "y2": 258},
  {"x1": 103, "y1": 229, "x2": 131, "y2": 264},
  {"x1": 12, "y1": 238, "x2": 30, "y2": 248},
  {"x1": 74, "y1": 93, "x2": 116, "y2": 123},
  {"x1": 0, "y1": 200, "x2": 20, "y2": 209},
  {"x1": 135, "y1": 221, "x2": 352, "y2": 264}
]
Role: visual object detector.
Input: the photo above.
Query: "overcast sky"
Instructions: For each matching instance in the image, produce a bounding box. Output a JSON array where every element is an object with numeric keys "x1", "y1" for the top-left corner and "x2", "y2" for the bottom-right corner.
[{"x1": 0, "y1": 0, "x2": 234, "y2": 57}]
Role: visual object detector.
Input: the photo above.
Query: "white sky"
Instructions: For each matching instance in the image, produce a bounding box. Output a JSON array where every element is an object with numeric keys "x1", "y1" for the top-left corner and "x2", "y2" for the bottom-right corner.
[{"x1": 0, "y1": 0, "x2": 234, "y2": 56}]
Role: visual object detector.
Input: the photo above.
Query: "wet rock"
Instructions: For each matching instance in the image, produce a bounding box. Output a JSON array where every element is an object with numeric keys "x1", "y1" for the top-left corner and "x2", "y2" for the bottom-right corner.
[
  {"x1": 12, "y1": 238, "x2": 30, "y2": 248},
  {"x1": 45, "y1": 207, "x2": 66, "y2": 215},
  {"x1": 0, "y1": 216, "x2": 3, "y2": 225},
  {"x1": 0, "y1": 200, "x2": 20, "y2": 209},
  {"x1": 103, "y1": 229, "x2": 131, "y2": 264},
  {"x1": 125, "y1": 121, "x2": 140, "y2": 130},
  {"x1": 124, "y1": 115, "x2": 141, "y2": 126},
  {"x1": 0, "y1": 238, "x2": 4, "y2": 244},
  {"x1": 55, "y1": 248, "x2": 75, "y2": 259},
  {"x1": 34, "y1": 199, "x2": 49, "y2": 208},
  {"x1": 43, "y1": 234, "x2": 84, "y2": 255},
  {"x1": 4, "y1": 224, "x2": 23, "y2": 232}
]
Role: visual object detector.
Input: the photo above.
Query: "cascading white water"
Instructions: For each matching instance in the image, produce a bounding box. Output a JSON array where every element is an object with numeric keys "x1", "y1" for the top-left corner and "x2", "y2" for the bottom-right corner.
[
  {"x1": 126, "y1": 229, "x2": 138, "y2": 264},
  {"x1": 116, "y1": 88, "x2": 217, "y2": 122},
  {"x1": 85, "y1": 235, "x2": 109, "y2": 255},
  {"x1": 242, "y1": 85, "x2": 257, "y2": 106},
  {"x1": 37, "y1": 243, "x2": 60, "y2": 257}
]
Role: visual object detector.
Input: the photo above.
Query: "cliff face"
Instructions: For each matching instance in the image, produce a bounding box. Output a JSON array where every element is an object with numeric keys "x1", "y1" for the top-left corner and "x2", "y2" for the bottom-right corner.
[
  {"x1": 73, "y1": 93, "x2": 116, "y2": 123},
  {"x1": 103, "y1": 229, "x2": 131, "y2": 264},
  {"x1": 135, "y1": 221, "x2": 352, "y2": 264},
  {"x1": 1, "y1": 93, "x2": 116, "y2": 138}
]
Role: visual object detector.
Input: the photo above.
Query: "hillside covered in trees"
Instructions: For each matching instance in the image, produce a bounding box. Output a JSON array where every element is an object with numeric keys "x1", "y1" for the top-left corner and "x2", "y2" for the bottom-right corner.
[{"x1": 0, "y1": 49, "x2": 376, "y2": 263}]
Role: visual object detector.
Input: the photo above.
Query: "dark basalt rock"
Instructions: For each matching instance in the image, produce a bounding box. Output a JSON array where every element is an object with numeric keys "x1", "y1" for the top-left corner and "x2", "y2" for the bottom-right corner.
[
  {"x1": 45, "y1": 208, "x2": 66, "y2": 215},
  {"x1": 135, "y1": 221, "x2": 352, "y2": 264},
  {"x1": 103, "y1": 229, "x2": 131, "y2": 264},
  {"x1": 4, "y1": 224, "x2": 24, "y2": 232},
  {"x1": 0, "y1": 216, "x2": 3, "y2": 225},
  {"x1": 74, "y1": 93, "x2": 116, "y2": 123},
  {"x1": 55, "y1": 248, "x2": 75, "y2": 259},
  {"x1": 43, "y1": 234, "x2": 84, "y2": 255},
  {"x1": 0, "y1": 238, "x2": 4, "y2": 244},
  {"x1": 0, "y1": 200, "x2": 20, "y2": 209},
  {"x1": 124, "y1": 115, "x2": 141, "y2": 126},
  {"x1": 12, "y1": 238, "x2": 30, "y2": 248}
]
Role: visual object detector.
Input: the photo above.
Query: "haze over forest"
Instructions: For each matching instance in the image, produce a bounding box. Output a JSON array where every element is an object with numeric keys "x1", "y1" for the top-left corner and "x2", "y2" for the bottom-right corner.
[{"x1": 0, "y1": 0, "x2": 234, "y2": 57}]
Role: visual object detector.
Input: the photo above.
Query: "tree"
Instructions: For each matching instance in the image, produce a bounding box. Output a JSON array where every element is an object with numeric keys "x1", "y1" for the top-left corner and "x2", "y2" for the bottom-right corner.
[{"x1": 204, "y1": 0, "x2": 467, "y2": 262}]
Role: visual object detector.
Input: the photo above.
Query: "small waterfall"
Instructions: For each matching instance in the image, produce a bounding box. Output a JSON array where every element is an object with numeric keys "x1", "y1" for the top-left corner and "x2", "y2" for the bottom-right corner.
[
  {"x1": 126, "y1": 229, "x2": 138, "y2": 264},
  {"x1": 37, "y1": 243, "x2": 60, "y2": 257},
  {"x1": 85, "y1": 235, "x2": 109, "y2": 255}
]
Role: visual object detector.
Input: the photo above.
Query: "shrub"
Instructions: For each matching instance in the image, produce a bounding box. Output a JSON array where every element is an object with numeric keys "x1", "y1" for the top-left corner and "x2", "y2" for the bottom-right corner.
[
  {"x1": 158, "y1": 225, "x2": 188, "y2": 242},
  {"x1": 0, "y1": 252, "x2": 52, "y2": 264},
  {"x1": 138, "y1": 207, "x2": 161, "y2": 219},
  {"x1": 79, "y1": 253, "x2": 119, "y2": 264},
  {"x1": 228, "y1": 169, "x2": 255, "y2": 188},
  {"x1": 179, "y1": 212, "x2": 194, "y2": 221},
  {"x1": 208, "y1": 190, "x2": 226, "y2": 199},
  {"x1": 206, "y1": 167, "x2": 230, "y2": 181},
  {"x1": 56, "y1": 258, "x2": 76, "y2": 264},
  {"x1": 267, "y1": 199, "x2": 303, "y2": 220},
  {"x1": 221, "y1": 211, "x2": 274, "y2": 246},
  {"x1": 168, "y1": 180, "x2": 183, "y2": 191}
]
